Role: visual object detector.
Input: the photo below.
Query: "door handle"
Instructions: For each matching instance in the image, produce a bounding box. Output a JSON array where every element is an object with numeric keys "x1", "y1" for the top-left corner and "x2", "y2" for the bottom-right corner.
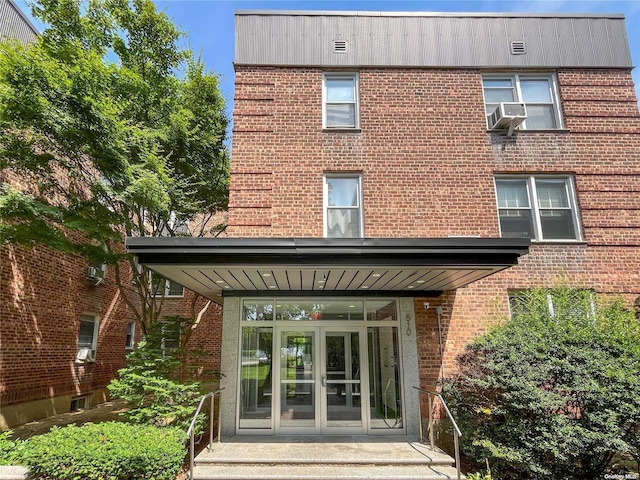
[{"x1": 321, "y1": 374, "x2": 327, "y2": 387}]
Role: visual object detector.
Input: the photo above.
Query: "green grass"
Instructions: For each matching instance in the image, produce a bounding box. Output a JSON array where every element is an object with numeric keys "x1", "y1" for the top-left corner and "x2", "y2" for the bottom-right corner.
[{"x1": 241, "y1": 364, "x2": 270, "y2": 381}]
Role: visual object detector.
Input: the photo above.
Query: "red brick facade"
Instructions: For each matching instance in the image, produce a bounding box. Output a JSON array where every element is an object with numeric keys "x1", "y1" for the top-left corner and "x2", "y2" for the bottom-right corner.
[
  {"x1": 229, "y1": 66, "x2": 640, "y2": 390},
  {"x1": 0, "y1": 241, "x2": 222, "y2": 427}
]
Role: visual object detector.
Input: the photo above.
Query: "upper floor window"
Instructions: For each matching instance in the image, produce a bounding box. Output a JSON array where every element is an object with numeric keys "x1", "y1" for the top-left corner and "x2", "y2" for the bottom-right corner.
[
  {"x1": 150, "y1": 273, "x2": 184, "y2": 298},
  {"x1": 495, "y1": 175, "x2": 581, "y2": 241},
  {"x1": 160, "y1": 211, "x2": 190, "y2": 236},
  {"x1": 483, "y1": 74, "x2": 562, "y2": 130},
  {"x1": 323, "y1": 73, "x2": 359, "y2": 129},
  {"x1": 86, "y1": 262, "x2": 106, "y2": 286},
  {"x1": 324, "y1": 174, "x2": 363, "y2": 238}
]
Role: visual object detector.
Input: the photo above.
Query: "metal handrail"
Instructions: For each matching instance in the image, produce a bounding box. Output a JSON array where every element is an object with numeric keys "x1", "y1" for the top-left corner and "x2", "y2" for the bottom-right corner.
[
  {"x1": 413, "y1": 386, "x2": 462, "y2": 480},
  {"x1": 186, "y1": 388, "x2": 224, "y2": 480}
]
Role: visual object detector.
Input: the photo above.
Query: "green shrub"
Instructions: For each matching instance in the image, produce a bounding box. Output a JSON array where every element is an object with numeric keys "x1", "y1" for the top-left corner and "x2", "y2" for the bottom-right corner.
[
  {"x1": 445, "y1": 286, "x2": 640, "y2": 480},
  {"x1": 466, "y1": 473, "x2": 492, "y2": 480},
  {"x1": 108, "y1": 335, "x2": 204, "y2": 431},
  {"x1": 0, "y1": 431, "x2": 22, "y2": 465},
  {"x1": 16, "y1": 422, "x2": 185, "y2": 480}
]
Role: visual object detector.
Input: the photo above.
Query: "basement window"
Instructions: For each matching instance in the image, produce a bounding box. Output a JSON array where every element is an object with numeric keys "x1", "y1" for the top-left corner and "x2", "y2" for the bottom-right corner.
[{"x1": 70, "y1": 396, "x2": 88, "y2": 412}]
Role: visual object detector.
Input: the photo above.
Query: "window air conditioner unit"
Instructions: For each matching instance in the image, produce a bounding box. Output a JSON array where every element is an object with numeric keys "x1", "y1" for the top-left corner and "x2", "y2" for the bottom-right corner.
[
  {"x1": 76, "y1": 347, "x2": 96, "y2": 363},
  {"x1": 488, "y1": 102, "x2": 527, "y2": 135},
  {"x1": 86, "y1": 266, "x2": 104, "y2": 286}
]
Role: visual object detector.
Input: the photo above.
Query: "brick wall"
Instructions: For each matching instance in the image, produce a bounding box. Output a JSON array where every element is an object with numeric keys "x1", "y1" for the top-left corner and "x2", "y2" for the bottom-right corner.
[
  {"x1": 154, "y1": 292, "x2": 223, "y2": 377},
  {"x1": 0, "y1": 243, "x2": 131, "y2": 407},
  {"x1": 1, "y1": 243, "x2": 222, "y2": 426},
  {"x1": 229, "y1": 66, "x2": 640, "y2": 390}
]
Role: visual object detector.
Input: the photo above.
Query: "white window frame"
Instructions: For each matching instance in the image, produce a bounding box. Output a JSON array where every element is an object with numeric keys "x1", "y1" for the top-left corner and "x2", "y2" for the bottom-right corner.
[
  {"x1": 322, "y1": 73, "x2": 360, "y2": 129},
  {"x1": 149, "y1": 273, "x2": 184, "y2": 298},
  {"x1": 160, "y1": 322, "x2": 181, "y2": 356},
  {"x1": 77, "y1": 314, "x2": 99, "y2": 356},
  {"x1": 494, "y1": 175, "x2": 582, "y2": 242},
  {"x1": 125, "y1": 321, "x2": 135, "y2": 350},
  {"x1": 323, "y1": 174, "x2": 364, "y2": 238},
  {"x1": 482, "y1": 73, "x2": 563, "y2": 130},
  {"x1": 508, "y1": 289, "x2": 595, "y2": 319}
]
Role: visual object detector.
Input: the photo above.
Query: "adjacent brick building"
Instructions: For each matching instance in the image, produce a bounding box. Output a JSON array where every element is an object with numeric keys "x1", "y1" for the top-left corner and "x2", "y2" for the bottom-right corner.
[{"x1": 0, "y1": 0, "x2": 222, "y2": 429}]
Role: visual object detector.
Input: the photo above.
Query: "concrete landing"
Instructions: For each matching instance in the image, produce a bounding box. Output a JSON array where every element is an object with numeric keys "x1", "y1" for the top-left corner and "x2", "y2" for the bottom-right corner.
[{"x1": 192, "y1": 436, "x2": 463, "y2": 480}]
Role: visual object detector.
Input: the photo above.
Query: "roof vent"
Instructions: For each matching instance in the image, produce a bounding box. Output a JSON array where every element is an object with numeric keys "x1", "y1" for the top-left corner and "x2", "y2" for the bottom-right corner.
[
  {"x1": 510, "y1": 41, "x2": 526, "y2": 55},
  {"x1": 333, "y1": 40, "x2": 348, "y2": 54}
]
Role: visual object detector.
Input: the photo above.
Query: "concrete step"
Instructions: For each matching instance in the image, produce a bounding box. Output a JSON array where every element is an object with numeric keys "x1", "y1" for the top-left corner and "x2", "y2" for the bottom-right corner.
[
  {"x1": 195, "y1": 441, "x2": 455, "y2": 466},
  {"x1": 192, "y1": 464, "x2": 463, "y2": 480},
  {"x1": 191, "y1": 440, "x2": 464, "y2": 480}
]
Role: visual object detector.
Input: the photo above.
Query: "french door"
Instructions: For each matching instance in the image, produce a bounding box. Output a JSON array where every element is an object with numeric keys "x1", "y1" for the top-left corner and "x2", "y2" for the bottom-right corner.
[
  {"x1": 237, "y1": 298, "x2": 405, "y2": 435},
  {"x1": 277, "y1": 327, "x2": 366, "y2": 434}
]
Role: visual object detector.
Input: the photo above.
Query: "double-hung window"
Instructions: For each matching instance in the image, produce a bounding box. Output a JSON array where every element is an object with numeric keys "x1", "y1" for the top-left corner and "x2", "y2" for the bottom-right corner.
[
  {"x1": 125, "y1": 321, "x2": 135, "y2": 349},
  {"x1": 324, "y1": 174, "x2": 363, "y2": 238},
  {"x1": 495, "y1": 175, "x2": 581, "y2": 241},
  {"x1": 508, "y1": 289, "x2": 595, "y2": 320},
  {"x1": 77, "y1": 314, "x2": 99, "y2": 357},
  {"x1": 150, "y1": 273, "x2": 184, "y2": 297},
  {"x1": 323, "y1": 73, "x2": 359, "y2": 129},
  {"x1": 483, "y1": 74, "x2": 562, "y2": 130},
  {"x1": 160, "y1": 321, "x2": 181, "y2": 355}
]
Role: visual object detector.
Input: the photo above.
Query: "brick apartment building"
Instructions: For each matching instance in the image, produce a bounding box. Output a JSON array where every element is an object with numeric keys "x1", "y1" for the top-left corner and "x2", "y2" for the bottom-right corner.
[
  {"x1": 0, "y1": 0, "x2": 222, "y2": 429},
  {"x1": 128, "y1": 10, "x2": 640, "y2": 438}
]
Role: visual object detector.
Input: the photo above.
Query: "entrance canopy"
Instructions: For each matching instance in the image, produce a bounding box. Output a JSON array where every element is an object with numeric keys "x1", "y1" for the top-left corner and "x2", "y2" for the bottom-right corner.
[{"x1": 125, "y1": 237, "x2": 530, "y2": 303}]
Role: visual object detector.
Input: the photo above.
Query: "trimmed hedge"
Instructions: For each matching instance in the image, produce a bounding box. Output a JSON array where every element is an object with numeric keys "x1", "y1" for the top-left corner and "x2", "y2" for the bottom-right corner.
[{"x1": 7, "y1": 422, "x2": 185, "y2": 480}]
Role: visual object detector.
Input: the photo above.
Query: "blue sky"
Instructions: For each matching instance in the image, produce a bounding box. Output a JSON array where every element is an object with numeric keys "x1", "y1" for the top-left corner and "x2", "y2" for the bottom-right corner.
[{"x1": 16, "y1": 0, "x2": 640, "y2": 120}]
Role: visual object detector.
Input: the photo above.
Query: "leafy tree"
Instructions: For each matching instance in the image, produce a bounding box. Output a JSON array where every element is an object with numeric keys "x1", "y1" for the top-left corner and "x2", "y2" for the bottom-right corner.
[
  {"x1": 444, "y1": 286, "x2": 640, "y2": 480},
  {"x1": 0, "y1": 0, "x2": 229, "y2": 338}
]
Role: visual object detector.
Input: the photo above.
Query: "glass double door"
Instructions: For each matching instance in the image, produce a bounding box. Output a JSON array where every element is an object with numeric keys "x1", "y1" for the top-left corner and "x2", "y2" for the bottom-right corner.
[{"x1": 278, "y1": 327, "x2": 365, "y2": 434}]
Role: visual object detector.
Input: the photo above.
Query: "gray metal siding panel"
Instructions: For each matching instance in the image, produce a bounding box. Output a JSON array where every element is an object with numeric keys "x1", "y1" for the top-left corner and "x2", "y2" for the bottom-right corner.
[
  {"x1": 539, "y1": 18, "x2": 562, "y2": 66},
  {"x1": 606, "y1": 18, "x2": 633, "y2": 66},
  {"x1": 235, "y1": 13, "x2": 633, "y2": 68},
  {"x1": 0, "y1": 0, "x2": 37, "y2": 44}
]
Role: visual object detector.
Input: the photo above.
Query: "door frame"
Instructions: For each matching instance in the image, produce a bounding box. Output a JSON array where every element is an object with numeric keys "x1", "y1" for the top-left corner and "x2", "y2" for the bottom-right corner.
[
  {"x1": 233, "y1": 298, "x2": 409, "y2": 436},
  {"x1": 274, "y1": 326, "x2": 320, "y2": 434},
  {"x1": 320, "y1": 326, "x2": 369, "y2": 434},
  {"x1": 273, "y1": 325, "x2": 369, "y2": 435}
]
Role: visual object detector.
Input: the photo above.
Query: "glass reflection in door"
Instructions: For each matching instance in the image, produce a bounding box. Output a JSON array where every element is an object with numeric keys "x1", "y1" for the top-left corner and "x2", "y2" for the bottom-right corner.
[
  {"x1": 239, "y1": 326, "x2": 273, "y2": 429},
  {"x1": 324, "y1": 331, "x2": 362, "y2": 427},
  {"x1": 368, "y1": 326, "x2": 403, "y2": 429},
  {"x1": 280, "y1": 331, "x2": 315, "y2": 427}
]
